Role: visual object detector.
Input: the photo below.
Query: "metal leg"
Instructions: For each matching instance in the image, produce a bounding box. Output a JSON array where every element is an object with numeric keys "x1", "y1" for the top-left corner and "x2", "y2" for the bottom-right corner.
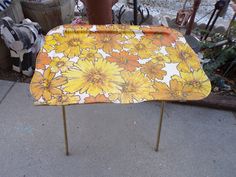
[
  {"x1": 155, "y1": 101, "x2": 165, "y2": 152},
  {"x1": 62, "y1": 106, "x2": 69, "y2": 156}
]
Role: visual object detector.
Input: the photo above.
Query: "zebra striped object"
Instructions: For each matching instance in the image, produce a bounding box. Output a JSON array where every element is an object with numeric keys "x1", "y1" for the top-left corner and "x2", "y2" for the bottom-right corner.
[{"x1": 0, "y1": 0, "x2": 12, "y2": 11}]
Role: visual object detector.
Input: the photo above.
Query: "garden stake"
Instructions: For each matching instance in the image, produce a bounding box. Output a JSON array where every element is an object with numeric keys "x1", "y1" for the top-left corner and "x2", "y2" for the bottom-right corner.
[
  {"x1": 155, "y1": 101, "x2": 165, "y2": 152},
  {"x1": 62, "y1": 106, "x2": 69, "y2": 156}
]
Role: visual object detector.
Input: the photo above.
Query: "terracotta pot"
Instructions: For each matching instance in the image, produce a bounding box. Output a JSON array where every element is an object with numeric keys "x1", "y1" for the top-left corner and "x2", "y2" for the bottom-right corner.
[{"x1": 83, "y1": 0, "x2": 118, "y2": 24}]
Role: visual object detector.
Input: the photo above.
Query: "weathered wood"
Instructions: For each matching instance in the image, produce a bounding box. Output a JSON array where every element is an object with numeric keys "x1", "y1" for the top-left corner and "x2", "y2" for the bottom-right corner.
[
  {"x1": 176, "y1": 94, "x2": 236, "y2": 112},
  {"x1": 21, "y1": 0, "x2": 75, "y2": 33}
]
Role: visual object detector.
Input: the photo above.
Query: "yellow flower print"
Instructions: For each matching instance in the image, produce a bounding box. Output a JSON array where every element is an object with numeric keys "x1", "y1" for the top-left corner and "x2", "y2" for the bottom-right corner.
[
  {"x1": 98, "y1": 24, "x2": 140, "y2": 31},
  {"x1": 62, "y1": 59, "x2": 124, "y2": 96},
  {"x1": 47, "y1": 94, "x2": 80, "y2": 105},
  {"x1": 165, "y1": 43, "x2": 201, "y2": 72},
  {"x1": 52, "y1": 32, "x2": 95, "y2": 58},
  {"x1": 30, "y1": 24, "x2": 212, "y2": 105},
  {"x1": 172, "y1": 69, "x2": 211, "y2": 96},
  {"x1": 96, "y1": 25, "x2": 124, "y2": 32},
  {"x1": 80, "y1": 49, "x2": 103, "y2": 62},
  {"x1": 129, "y1": 25, "x2": 141, "y2": 31},
  {"x1": 43, "y1": 34, "x2": 58, "y2": 52},
  {"x1": 95, "y1": 33, "x2": 122, "y2": 53},
  {"x1": 150, "y1": 54, "x2": 169, "y2": 63},
  {"x1": 97, "y1": 24, "x2": 139, "y2": 36},
  {"x1": 50, "y1": 57, "x2": 74, "y2": 72},
  {"x1": 151, "y1": 79, "x2": 204, "y2": 100},
  {"x1": 64, "y1": 24, "x2": 92, "y2": 31},
  {"x1": 120, "y1": 31, "x2": 136, "y2": 41},
  {"x1": 141, "y1": 61, "x2": 167, "y2": 80},
  {"x1": 30, "y1": 68, "x2": 67, "y2": 101},
  {"x1": 109, "y1": 71, "x2": 155, "y2": 103},
  {"x1": 115, "y1": 25, "x2": 139, "y2": 40},
  {"x1": 125, "y1": 38, "x2": 156, "y2": 58}
]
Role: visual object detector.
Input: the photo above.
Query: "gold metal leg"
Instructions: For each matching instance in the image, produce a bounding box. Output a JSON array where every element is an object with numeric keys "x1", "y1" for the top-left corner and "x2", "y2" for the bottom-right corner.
[
  {"x1": 62, "y1": 106, "x2": 69, "y2": 156},
  {"x1": 155, "y1": 101, "x2": 165, "y2": 152}
]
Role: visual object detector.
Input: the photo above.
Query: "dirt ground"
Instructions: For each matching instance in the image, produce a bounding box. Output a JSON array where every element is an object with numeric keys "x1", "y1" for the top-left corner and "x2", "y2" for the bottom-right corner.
[{"x1": 0, "y1": 69, "x2": 31, "y2": 83}]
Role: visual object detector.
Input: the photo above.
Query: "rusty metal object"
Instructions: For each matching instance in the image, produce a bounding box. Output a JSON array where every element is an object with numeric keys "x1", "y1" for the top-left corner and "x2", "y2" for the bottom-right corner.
[
  {"x1": 185, "y1": 0, "x2": 201, "y2": 35},
  {"x1": 176, "y1": 0, "x2": 193, "y2": 27},
  {"x1": 176, "y1": 8, "x2": 193, "y2": 27}
]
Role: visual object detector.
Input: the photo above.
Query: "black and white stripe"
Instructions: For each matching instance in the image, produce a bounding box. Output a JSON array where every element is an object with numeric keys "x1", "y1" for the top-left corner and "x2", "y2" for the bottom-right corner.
[
  {"x1": 0, "y1": 0, "x2": 12, "y2": 12},
  {"x1": 0, "y1": 16, "x2": 43, "y2": 76}
]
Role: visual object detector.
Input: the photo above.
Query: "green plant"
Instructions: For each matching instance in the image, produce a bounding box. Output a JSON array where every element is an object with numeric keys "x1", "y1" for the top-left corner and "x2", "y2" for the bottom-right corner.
[{"x1": 200, "y1": 33, "x2": 236, "y2": 86}]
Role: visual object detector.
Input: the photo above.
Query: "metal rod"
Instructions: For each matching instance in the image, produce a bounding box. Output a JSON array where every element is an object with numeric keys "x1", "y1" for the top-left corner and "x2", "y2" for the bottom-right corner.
[
  {"x1": 155, "y1": 101, "x2": 165, "y2": 152},
  {"x1": 183, "y1": 0, "x2": 188, "y2": 10},
  {"x1": 205, "y1": 9, "x2": 216, "y2": 31},
  {"x1": 62, "y1": 106, "x2": 69, "y2": 156},
  {"x1": 204, "y1": 9, "x2": 222, "y2": 40},
  {"x1": 200, "y1": 9, "x2": 216, "y2": 40}
]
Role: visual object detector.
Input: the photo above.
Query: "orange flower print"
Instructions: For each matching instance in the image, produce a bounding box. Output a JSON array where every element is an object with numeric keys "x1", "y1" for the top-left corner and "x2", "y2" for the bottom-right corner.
[
  {"x1": 151, "y1": 79, "x2": 205, "y2": 100},
  {"x1": 48, "y1": 94, "x2": 80, "y2": 105},
  {"x1": 36, "y1": 52, "x2": 51, "y2": 69},
  {"x1": 30, "y1": 68, "x2": 67, "y2": 101},
  {"x1": 142, "y1": 26, "x2": 179, "y2": 46},
  {"x1": 151, "y1": 79, "x2": 186, "y2": 100},
  {"x1": 30, "y1": 24, "x2": 211, "y2": 106},
  {"x1": 95, "y1": 33, "x2": 122, "y2": 53},
  {"x1": 84, "y1": 94, "x2": 109, "y2": 103},
  {"x1": 141, "y1": 61, "x2": 167, "y2": 80},
  {"x1": 141, "y1": 26, "x2": 169, "y2": 33},
  {"x1": 107, "y1": 51, "x2": 140, "y2": 71},
  {"x1": 150, "y1": 32, "x2": 176, "y2": 46}
]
